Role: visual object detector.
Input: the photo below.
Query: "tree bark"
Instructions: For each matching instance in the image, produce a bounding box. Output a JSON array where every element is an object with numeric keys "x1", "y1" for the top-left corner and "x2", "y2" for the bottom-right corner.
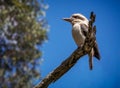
[{"x1": 34, "y1": 12, "x2": 97, "y2": 88}]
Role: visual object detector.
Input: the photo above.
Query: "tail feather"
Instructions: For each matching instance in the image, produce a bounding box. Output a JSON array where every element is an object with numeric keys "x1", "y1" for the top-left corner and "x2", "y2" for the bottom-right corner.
[
  {"x1": 93, "y1": 42, "x2": 101, "y2": 60},
  {"x1": 88, "y1": 42, "x2": 100, "y2": 70}
]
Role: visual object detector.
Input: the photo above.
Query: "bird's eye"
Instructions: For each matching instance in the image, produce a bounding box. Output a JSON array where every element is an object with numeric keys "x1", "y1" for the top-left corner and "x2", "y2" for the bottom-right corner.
[
  {"x1": 74, "y1": 16, "x2": 85, "y2": 21},
  {"x1": 74, "y1": 16, "x2": 78, "y2": 18},
  {"x1": 72, "y1": 16, "x2": 78, "y2": 18}
]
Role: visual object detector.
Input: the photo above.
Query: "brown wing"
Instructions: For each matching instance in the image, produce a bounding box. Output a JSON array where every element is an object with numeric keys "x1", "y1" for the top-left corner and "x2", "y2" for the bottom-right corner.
[
  {"x1": 80, "y1": 24, "x2": 88, "y2": 37},
  {"x1": 81, "y1": 23, "x2": 101, "y2": 60}
]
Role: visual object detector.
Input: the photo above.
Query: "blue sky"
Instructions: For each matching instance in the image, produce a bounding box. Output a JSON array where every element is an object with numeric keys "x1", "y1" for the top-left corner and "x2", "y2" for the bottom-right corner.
[{"x1": 38, "y1": 0, "x2": 120, "y2": 88}]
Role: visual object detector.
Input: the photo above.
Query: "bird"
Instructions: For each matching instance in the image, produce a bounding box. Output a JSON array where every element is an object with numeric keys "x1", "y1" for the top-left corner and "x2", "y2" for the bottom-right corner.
[{"x1": 63, "y1": 13, "x2": 100, "y2": 70}]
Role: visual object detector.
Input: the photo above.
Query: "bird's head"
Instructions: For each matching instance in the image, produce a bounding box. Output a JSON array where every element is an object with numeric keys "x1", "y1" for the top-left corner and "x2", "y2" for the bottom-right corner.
[{"x1": 63, "y1": 13, "x2": 88, "y2": 26}]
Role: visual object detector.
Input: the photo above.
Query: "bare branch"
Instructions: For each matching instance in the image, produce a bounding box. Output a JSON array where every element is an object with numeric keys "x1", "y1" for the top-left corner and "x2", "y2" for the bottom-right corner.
[{"x1": 34, "y1": 12, "x2": 97, "y2": 88}]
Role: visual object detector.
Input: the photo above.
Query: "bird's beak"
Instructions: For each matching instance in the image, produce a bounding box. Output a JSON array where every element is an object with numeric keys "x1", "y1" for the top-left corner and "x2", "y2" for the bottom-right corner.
[{"x1": 63, "y1": 18, "x2": 72, "y2": 22}]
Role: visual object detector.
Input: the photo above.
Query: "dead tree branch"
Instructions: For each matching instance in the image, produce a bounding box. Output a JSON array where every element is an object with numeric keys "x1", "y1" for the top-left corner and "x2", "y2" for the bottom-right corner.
[{"x1": 34, "y1": 12, "x2": 97, "y2": 88}]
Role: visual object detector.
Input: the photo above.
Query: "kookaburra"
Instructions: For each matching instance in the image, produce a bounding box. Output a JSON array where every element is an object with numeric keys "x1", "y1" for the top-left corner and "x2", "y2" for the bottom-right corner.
[{"x1": 63, "y1": 13, "x2": 100, "y2": 70}]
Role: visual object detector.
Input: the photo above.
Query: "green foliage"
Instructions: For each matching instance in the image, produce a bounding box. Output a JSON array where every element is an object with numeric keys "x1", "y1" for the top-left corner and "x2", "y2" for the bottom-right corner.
[{"x1": 0, "y1": 0, "x2": 48, "y2": 88}]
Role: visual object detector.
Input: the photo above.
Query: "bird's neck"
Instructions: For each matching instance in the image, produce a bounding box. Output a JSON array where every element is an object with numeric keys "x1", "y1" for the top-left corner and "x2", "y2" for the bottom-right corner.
[
  {"x1": 72, "y1": 23, "x2": 81, "y2": 31},
  {"x1": 72, "y1": 21, "x2": 81, "y2": 26}
]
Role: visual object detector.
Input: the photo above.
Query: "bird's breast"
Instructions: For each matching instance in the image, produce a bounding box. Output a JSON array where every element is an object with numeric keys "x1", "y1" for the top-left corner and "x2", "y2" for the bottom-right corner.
[{"x1": 72, "y1": 23, "x2": 85, "y2": 47}]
